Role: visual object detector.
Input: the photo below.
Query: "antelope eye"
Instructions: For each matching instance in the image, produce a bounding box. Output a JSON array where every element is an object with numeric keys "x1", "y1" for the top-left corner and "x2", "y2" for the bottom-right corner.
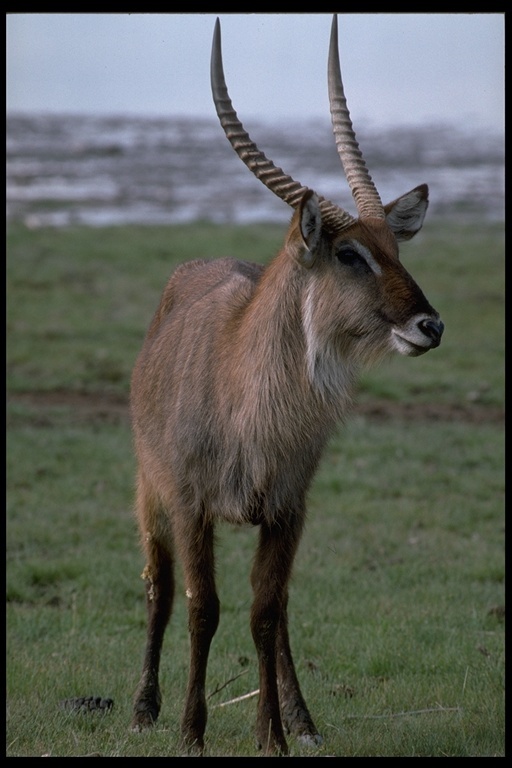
[{"x1": 336, "y1": 247, "x2": 372, "y2": 274}]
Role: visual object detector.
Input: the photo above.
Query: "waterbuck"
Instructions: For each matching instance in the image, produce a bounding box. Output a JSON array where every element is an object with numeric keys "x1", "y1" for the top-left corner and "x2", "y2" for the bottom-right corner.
[{"x1": 130, "y1": 15, "x2": 444, "y2": 755}]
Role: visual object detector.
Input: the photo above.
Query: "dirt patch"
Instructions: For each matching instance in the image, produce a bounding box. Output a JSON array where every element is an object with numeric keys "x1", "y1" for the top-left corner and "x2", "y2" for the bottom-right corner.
[
  {"x1": 355, "y1": 398, "x2": 504, "y2": 425},
  {"x1": 8, "y1": 390, "x2": 504, "y2": 426},
  {"x1": 8, "y1": 390, "x2": 129, "y2": 427}
]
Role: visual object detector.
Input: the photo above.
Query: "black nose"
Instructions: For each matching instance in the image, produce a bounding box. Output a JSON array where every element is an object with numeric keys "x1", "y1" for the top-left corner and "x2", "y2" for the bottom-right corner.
[{"x1": 419, "y1": 318, "x2": 444, "y2": 345}]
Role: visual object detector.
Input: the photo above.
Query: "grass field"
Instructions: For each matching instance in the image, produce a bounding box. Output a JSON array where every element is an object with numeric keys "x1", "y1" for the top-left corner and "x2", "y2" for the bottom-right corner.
[{"x1": 6, "y1": 220, "x2": 504, "y2": 756}]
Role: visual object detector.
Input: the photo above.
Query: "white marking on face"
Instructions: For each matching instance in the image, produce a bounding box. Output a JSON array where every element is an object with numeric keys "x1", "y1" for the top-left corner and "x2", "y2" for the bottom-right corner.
[
  {"x1": 301, "y1": 279, "x2": 356, "y2": 399},
  {"x1": 302, "y1": 281, "x2": 317, "y2": 385},
  {"x1": 349, "y1": 240, "x2": 382, "y2": 276}
]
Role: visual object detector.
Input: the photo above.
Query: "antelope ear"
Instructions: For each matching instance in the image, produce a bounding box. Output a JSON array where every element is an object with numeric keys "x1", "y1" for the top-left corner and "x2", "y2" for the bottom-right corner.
[
  {"x1": 384, "y1": 183, "x2": 429, "y2": 242},
  {"x1": 297, "y1": 190, "x2": 322, "y2": 268}
]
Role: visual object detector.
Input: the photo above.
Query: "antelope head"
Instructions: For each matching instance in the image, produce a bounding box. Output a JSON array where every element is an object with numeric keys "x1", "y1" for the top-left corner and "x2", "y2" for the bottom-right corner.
[{"x1": 210, "y1": 15, "x2": 444, "y2": 366}]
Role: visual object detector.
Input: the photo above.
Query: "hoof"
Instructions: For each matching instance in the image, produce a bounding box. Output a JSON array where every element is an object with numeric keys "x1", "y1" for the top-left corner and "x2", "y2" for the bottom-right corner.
[
  {"x1": 256, "y1": 734, "x2": 289, "y2": 756},
  {"x1": 180, "y1": 734, "x2": 204, "y2": 756},
  {"x1": 297, "y1": 731, "x2": 323, "y2": 748},
  {"x1": 131, "y1": 705, "x2": 159, "y2": 732}
]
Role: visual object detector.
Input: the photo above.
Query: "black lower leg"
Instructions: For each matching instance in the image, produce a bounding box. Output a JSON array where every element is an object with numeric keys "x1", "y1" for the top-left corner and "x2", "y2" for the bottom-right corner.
[
  {"x1": 131, "y1": 552, "x2": 174, "y2": 730},
  {"x1": 277, "y1": 614, "x2": 322, "y2": 746},
  {"x1": 178, "y1": 520, "x2": 219, "y2": 753}
]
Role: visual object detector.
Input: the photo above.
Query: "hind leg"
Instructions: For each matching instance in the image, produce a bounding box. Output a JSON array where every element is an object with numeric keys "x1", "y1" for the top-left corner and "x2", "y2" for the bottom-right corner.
[{"x1": 131, "y1": 473, "x2": 175, "y2": 731}]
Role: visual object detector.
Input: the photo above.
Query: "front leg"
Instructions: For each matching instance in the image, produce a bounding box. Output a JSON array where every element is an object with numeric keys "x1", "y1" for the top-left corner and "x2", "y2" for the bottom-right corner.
[
  {"x1": 249, "y1": 520, "x2": 306, "y2": 755},
  {"x1": 277, "y1": 610, "x2": 323, "y2": 748}
]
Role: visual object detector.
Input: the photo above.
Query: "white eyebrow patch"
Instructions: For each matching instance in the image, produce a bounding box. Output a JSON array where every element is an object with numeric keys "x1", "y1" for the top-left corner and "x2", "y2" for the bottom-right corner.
[{"x1": 348, "y1": 240, "x2": 382, "y2": 276}]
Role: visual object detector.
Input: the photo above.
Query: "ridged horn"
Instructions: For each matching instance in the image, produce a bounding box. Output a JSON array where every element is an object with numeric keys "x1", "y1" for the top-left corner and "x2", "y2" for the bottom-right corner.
[
  {"x1": 328, "y1": 14, "x2": 385, "y2": 220},
  {"x1": 210, "y1": 17, "x2": 356, "y2": 234}
]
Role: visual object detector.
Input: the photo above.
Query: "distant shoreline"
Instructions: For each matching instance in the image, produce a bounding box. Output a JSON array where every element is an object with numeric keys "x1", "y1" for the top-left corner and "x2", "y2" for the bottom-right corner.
[{"x1": 7, "y1": 113, "x2": 504, "y2": 229}]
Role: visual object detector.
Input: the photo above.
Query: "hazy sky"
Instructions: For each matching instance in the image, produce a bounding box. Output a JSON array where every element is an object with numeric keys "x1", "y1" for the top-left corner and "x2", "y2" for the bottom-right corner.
[{"x1": 6, "y1": 13, "x2": 504, "y2": 131}]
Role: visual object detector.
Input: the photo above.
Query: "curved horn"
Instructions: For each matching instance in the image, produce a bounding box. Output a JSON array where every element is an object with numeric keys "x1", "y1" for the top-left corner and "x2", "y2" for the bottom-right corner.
[
  {"x1": 211, "y1": 18, "x2": 356, "y2": 233},
  {"x1": 328, "y1": 15, "x2": 385, "y2": 220}
]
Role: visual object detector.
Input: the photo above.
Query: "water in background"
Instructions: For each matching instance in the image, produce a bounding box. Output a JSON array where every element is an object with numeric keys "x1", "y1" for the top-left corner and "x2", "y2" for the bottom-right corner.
[{"x1": 6, "y1": 113, "x2": 504, "y2": 228}]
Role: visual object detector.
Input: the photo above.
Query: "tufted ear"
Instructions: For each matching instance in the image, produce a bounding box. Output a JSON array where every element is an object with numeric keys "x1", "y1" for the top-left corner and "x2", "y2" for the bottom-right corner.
[
  {"x1": 297, "y1": 190, "x2": 322, "y2": 268},
  {"x1": 384, "y1": 183, "x2": 429, "y2": 242}
]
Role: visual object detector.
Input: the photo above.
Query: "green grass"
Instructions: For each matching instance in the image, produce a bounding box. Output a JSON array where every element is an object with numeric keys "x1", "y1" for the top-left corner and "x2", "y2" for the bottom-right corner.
[{"x1": 6, "y1": 220, "x2": 504, "y2": 756}]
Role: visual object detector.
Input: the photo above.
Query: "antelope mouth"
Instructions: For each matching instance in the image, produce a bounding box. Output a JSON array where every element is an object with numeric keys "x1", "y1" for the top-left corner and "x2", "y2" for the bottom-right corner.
[
  {"x1": 391, "y1": 315, "x2": 444, "y2": 357},
  {"x1": 391, "y1": 330, "x2": 436, "y2": 357}
]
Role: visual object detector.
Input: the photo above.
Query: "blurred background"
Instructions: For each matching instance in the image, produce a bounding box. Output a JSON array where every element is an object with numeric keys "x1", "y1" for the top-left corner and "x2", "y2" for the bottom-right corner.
[{"x1": 6, "y1": 13, "x2": 504, "y2": 228}]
